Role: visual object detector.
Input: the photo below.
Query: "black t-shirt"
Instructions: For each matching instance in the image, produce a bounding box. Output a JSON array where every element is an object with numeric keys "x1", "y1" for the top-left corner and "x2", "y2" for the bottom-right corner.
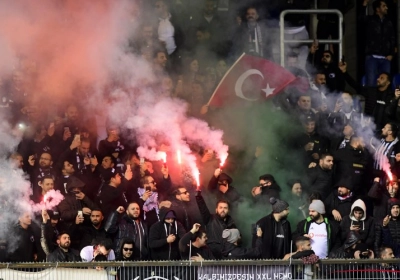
[{"x1": 272, "y1": 220, "x2": 285, "y2": 259}]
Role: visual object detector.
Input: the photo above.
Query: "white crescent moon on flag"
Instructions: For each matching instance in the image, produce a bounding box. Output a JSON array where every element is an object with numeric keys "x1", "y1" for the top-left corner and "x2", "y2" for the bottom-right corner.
[{"x1": 235, "y1": 69, "x2": 264, "y2": 101}]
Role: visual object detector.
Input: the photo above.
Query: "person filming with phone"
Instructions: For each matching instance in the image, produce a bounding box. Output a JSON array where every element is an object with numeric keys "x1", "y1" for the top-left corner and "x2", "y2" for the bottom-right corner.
[{"x1": 339, "y1": 199, "x2": 375, "y2": 249}]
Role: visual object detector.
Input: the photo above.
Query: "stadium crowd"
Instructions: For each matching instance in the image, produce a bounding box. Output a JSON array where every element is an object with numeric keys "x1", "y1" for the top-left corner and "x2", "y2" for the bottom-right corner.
[{"x1": 1, "y1": 2, "x2": 400, "y2": 277}]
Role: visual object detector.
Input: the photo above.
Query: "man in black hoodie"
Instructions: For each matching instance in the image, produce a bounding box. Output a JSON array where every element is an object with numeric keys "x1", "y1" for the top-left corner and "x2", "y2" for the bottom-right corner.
[
  {"x1": 252, "y1": 197, "x2": 291, "y2": 259},
  {"x1": 148, "y1": 209, "x2": 185, "y2": 260}
]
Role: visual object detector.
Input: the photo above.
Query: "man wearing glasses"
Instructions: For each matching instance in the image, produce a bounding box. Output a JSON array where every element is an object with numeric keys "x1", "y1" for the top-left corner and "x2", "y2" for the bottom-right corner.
[
  {"x1": 170, "y1": 186, "x2": 199, "y2": 231},
  {"x1": 307, "y1": 47, "x2": 345, "y2": 93}
]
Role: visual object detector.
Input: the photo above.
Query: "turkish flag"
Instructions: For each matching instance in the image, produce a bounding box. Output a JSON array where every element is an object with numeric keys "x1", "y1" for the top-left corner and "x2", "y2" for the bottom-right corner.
[{"x1": 208, "y1": 53, "x2": 297, "y2": 107}]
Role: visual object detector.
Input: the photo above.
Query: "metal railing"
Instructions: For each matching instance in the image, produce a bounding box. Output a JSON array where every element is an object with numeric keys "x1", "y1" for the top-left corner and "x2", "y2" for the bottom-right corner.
[
  {"x1": 279, "y1": 9, "x2": 344, "y2": 67},
  {"x1": 1, "y1": 259, "x2": 400, "y2": 280}
]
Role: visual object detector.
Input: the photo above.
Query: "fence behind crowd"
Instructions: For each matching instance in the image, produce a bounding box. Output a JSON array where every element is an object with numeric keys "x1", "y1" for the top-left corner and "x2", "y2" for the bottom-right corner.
[
  {"x1": 279, "y1": 9, "x2": 343, "y2": 67},
  {"x1": 0, "y1": 259, "x2": 399, "y2": 280}
]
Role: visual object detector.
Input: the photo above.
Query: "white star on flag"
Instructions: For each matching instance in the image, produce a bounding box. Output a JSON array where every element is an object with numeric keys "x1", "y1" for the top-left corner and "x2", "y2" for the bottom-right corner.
[{"x1": 262, "y1": 84, "x2": 275, "y2": 97}]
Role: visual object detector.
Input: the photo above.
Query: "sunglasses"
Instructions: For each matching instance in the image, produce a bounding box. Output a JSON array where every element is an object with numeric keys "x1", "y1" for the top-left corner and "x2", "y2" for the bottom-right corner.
[{"x1": 123, "y1": 248, "x2": 133, "y2": 251}]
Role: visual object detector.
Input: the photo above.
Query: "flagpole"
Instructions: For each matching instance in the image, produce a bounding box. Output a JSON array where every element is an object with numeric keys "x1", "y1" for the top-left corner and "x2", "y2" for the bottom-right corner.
[{"x1": 206, "y1": 53, "x2": 246, "y2": 106}]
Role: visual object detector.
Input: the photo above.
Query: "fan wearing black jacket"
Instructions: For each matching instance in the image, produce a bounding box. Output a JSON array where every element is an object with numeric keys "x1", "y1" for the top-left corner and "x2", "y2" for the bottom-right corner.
[
  {"x1": 222, "y1": 227, "x2": 262, "y2": 259},
  {"x1": 179, "y1": 223, "x2": 214, "y2": 260}
]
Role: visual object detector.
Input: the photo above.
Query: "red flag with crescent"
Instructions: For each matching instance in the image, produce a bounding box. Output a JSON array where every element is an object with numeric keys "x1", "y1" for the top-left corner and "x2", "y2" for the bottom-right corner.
[{"x1": 208, "y1": 53, "x2": 297, "y2": 107}]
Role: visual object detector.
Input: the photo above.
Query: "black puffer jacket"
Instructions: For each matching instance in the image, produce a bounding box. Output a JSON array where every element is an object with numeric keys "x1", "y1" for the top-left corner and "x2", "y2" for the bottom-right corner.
[
  {"x1": 196, "y1": 192, "x2": 236, "y2": 259},
  {"x1": 104, "y1": 211, "x2": 149, "y2": 260}
]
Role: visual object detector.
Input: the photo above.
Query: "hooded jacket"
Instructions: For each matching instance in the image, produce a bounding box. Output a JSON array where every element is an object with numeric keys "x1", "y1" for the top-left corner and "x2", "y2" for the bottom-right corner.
[
  {"x1": 328, "y1": 230, "x2": 360, "y2": 259},
  {"x1": 148, "y1": 209, "x2": 186, "y2": 260},
  {"x1": 293, "y1": 216, "x2": 341, "y2": 255},
  {"x1": 340, "y1": 199, "x2": 375, "y2": 248},
  {"x1": 104, "y1": 211, "x2": 149, "y2": 260}
]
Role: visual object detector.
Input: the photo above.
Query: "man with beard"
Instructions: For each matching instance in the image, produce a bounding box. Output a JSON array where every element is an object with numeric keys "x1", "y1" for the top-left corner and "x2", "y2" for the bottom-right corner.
[
  {"x1": 105, "y1": 202, "x2": 149, "y2": 260},
  {"x1": 292, "y1": 93, "x2": 316, "y2": 122},
  {"x1": 323, "y1": 94, "x2": 361, "y2": 138},
  {"x1": 283, "y1": 180, "x2": 308, "y2": 225},
  {"x1": 309, "y1": 70, "x2": 328, "y2": 112},
  {"x1": 169, "y1": 186, "x2": 197, "y2": 231},
  {"x1": 293, "y1": 200, "x2": 340, "y2": 259},
  {"x1": 324, "y1": 179, "x2": 357, "y2": 222},
  {"x1": 297, "y1": 115, "x2": 329, "y2": 164},
  {"x1": 72, "y1": 208, "x2": 109, "y2": 250},
  {"x1": 27, "y1": 151, "x2": 56, "y2": 201},
  {"x1": 252, "y1": 197, "x2": 291, "y2": 259},
  {"x1": 373, "y1": 122, "x2": 399, "y2": 178},
  {"x1": 55, "y1": 160, "x2": 75, "y2": 196},
  {"x1": 333, "y1": 135, "x2": 370, "y2": 195},
  {"x1": 196, "y1": 190, "x2": 237, "y2": 259},
  {"x1": 363, "y1": 72, "x2": 393, "y2": 131},
  {"x1": 375, "y1": 198, "x2": 400, "y2": 257},
  {"x1": 306, "y1": 50, "x2": 345, "y2": 93},
  {"x1": 45, "y1": 232, "x2": 81, "y2": 262},
  {"x1": 31, "y1": 175, "x2": 55, "y2": 204},
  {"x1": 306, "y1": 153, "x2": 334, "y2": 200},
  {"x1": 231, "y1": 6, "x2": 270, "y2": 59}
]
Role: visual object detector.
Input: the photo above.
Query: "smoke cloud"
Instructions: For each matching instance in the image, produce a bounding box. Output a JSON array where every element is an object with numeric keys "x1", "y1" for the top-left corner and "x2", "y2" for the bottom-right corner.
[{"x1": 0, "y1": 0, "x2": 230, "y2": 247}]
